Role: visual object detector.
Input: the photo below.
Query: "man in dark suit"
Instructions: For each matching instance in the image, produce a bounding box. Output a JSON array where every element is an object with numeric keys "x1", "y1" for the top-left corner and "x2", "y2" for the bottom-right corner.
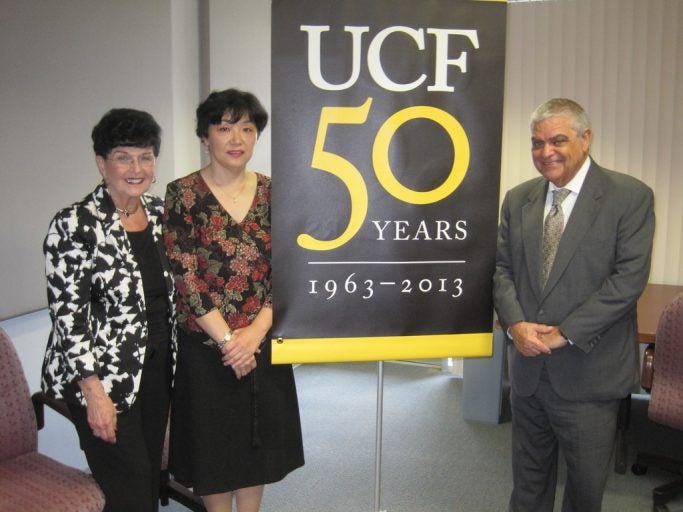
[{"x1": 493, "y1": 98, "x2": 655, "y2": 512}]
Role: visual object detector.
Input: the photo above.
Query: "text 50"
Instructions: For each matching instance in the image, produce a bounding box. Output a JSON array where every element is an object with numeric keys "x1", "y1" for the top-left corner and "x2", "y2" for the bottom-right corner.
[{"x1": 298, "y1": 98, "x2": 470, "y2": 251}]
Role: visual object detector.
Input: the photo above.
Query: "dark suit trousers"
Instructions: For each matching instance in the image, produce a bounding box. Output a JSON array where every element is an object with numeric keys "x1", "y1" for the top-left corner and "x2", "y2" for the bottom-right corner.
[
  {"x1": 509, "y1": 368, "x2": 620, "y2": 512},
  {"x1": 69, "y1": 339, "x2": 172, "y2": 512}
]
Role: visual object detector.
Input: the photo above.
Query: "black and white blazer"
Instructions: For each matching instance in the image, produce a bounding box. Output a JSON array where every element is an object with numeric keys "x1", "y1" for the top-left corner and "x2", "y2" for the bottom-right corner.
[{"x1": 41, "y1": 183, "x2": 176, "y2": 412}]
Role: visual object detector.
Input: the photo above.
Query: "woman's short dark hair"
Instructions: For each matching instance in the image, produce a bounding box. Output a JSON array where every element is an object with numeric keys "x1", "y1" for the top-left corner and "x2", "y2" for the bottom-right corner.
[
  {"x1": 195, "y1": 89, "x2": 268, "y2": 139},
  {"x1": 91, "y1": 108, "x2": 162, "y2": 157}
]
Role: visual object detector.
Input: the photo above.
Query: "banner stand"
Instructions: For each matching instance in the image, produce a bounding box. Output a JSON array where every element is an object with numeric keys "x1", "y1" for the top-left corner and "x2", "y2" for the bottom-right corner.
[{"x1": 374, "y1": 361, "x2": 388, "y2": 512}]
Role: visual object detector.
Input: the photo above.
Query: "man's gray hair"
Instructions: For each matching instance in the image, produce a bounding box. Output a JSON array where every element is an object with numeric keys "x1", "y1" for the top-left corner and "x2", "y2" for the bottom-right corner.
[{"x1": 530, "y1": 98, "x2": 591, "y2": 135}]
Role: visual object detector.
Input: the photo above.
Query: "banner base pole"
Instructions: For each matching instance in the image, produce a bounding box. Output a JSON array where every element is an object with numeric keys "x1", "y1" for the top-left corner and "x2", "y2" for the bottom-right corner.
[{"x1": 374, "y1": 360, "x2": 387, "y2": 512}]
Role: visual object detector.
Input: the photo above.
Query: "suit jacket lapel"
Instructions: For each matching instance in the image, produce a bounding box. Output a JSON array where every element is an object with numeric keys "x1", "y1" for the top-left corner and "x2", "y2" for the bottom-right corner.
[
  {"x1": 542, "y1": 162, "x2": 605, "y2": 296},
  {"x1": 521, "y1": 178, "x2": 548, "y2": 299},
  {"x1": 93, "y1": 184, "x2": 136, "y2": 267}
]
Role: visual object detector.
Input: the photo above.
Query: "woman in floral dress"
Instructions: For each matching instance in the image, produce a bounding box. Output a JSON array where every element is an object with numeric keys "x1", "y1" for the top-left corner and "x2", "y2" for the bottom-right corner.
[{"x1": 163, "y1": 89, "x2": 304, "y2": 512}]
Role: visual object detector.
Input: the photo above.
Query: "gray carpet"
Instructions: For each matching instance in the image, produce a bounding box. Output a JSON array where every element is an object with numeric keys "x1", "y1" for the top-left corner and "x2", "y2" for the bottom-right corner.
[
  {"x1": 164, "y1": 361, "x2": 683, "y2": 511},
  {"x1": 260, "y1": 361, "x2": 683, "y2": 512}
]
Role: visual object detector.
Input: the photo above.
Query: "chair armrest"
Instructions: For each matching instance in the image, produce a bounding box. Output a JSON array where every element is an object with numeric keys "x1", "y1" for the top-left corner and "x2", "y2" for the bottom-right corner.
[
  {"x1": 160, "y1": 470, "x2": 207, "y2": 511},
  {"x1": 640, "y1": 343, "x2": 655, "y2": 393},
  {"x1": 163, "y1": 479, "x2": 207, "y2": 511},
  {"x1": 31, "y1": 392, "x2": 72, "y2": 430}
]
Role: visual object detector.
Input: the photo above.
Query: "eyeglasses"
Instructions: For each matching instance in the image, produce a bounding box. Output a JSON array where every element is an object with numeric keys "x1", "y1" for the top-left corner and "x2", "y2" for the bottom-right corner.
[{"x1": 109, "y1": 152, "x2": 156, "y2": 168}]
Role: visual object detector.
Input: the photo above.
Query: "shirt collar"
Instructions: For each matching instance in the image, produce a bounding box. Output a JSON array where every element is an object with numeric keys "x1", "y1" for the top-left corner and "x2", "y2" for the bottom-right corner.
[{"x1": 549, "y1": 156, "x2": 591, "y2": 196}]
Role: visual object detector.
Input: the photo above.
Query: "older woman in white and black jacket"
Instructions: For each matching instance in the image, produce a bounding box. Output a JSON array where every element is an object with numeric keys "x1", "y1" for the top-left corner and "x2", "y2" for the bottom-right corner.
[{"x1": 41, "y1": 108, "x2": 176, "y2": 512}]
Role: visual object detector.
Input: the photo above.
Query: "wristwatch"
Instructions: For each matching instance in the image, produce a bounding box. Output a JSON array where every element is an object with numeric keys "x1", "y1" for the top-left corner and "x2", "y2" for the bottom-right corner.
[{"x1": 217, "y1": 330, "x2": 232, "y2": 347}]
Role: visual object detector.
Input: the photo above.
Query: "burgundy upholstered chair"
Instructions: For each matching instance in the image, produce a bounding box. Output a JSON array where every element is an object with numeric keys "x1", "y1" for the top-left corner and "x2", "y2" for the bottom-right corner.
[
  {"x1": 0, "y1": 327, "x2": 105, "y2": 512},
  {"x1": 632, "y1": 294, "x2": 683, "y2": 512}
]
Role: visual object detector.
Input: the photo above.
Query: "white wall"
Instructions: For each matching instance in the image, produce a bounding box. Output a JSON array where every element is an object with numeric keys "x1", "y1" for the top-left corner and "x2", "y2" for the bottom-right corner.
[
  {"x1": 171, "y1": 0, "x2": 204, "y2": 179},
  {"x1": 206, "y1": 0, "x2": 272, "y2": 174},
  {"x1": 0, "y1": 0, "x2": 202, "y2": 318},
  {"x1": 502, "y1": 0, "x2": 683, "y2": 286}
]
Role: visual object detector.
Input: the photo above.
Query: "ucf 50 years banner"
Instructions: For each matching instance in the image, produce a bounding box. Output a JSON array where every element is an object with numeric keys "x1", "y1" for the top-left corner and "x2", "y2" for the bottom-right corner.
[{"x1": 271, "y1": 0, "x2": 506, "y2": 363}]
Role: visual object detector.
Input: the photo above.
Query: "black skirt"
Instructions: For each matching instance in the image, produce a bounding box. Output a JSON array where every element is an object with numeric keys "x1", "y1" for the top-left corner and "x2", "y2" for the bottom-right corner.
[{"x1": 169, "y1": 329, "x2": 305, "y2": 495}]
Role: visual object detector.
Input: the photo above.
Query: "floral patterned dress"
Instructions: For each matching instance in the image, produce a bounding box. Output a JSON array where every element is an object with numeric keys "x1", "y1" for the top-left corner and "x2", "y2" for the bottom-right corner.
[{"x1": 163, "y1": 171, "x2": 304, "y2": 495}]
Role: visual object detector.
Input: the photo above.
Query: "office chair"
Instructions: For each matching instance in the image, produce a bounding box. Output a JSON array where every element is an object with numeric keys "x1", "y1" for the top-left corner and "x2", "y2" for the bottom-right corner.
[
  {"x1": 0, "y1": 325, "x2": 205, "y2": 511},
  {"x1": 631, "y1": 293, "x2": 683, "y2": 512},
  {"x1": 0, "y1": 327, "x2": 105, "y2": 512}
]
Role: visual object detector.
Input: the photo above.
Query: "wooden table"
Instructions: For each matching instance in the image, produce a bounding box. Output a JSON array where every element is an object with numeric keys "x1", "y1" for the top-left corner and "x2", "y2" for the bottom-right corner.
[{"x1": 637, "y1": 283, "x2": 683, "y2": 343}]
